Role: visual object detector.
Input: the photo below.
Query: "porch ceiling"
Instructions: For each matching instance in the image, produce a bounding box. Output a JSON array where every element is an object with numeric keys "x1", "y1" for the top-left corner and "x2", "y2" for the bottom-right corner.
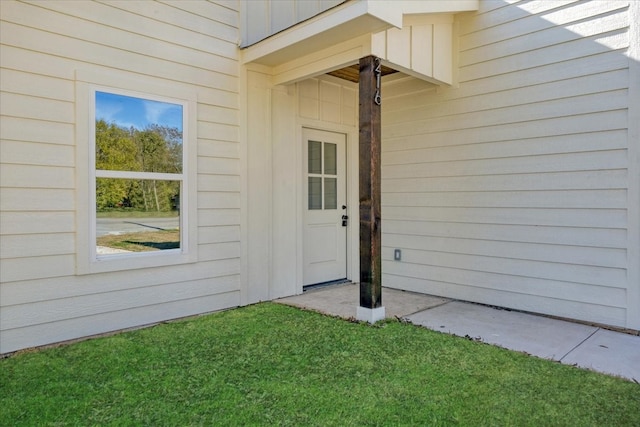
[{"x1": 327, "y1": 63, "x2": 398, "y2": 83}]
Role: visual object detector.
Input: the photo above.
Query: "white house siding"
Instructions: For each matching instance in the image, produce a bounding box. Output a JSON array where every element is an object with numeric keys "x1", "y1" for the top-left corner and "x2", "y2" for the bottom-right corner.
[
  {"x1": 240, "y1": 0, "x2": 346, "y2": 47},
  {"x1": 0, "y1": 1, "x2": 241, "y2": 354},
  {"x1": 381, "y1": 0, "x2": 638, "y2": 329}
]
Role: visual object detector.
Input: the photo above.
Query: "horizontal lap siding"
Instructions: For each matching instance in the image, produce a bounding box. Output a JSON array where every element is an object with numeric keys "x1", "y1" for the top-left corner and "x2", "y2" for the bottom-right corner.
[
  {"x1": 0, "y1": 1, "x2": 241, "y2": 353},
  {"x1": 241, "y1": 0, "x2": 346, "y2": 47},
  {"x1": 382, "y1": 0, "x2": 632, "y2": 327}
]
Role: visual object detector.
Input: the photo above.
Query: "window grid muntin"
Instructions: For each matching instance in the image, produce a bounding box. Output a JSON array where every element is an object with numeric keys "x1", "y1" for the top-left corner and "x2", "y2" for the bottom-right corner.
[{"x1": 307, "y1": 141, "x2": 338, "y2": 211}]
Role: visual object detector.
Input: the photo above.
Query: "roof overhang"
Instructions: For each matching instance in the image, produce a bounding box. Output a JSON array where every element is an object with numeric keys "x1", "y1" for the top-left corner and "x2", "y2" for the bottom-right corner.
[
  {"x1": 242, "y1": 1, "x2": 402, "y2": 67},
  {"x1": 242, "y1": 0, "x2": 479, "y2": 86}
]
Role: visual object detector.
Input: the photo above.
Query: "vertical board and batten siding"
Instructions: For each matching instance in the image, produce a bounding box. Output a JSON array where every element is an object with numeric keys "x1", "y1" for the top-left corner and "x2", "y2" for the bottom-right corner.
[
  {"x1": 241, "y1": 0, "x2": 346, "y2": 47},
  {"x1": 372, "y1": 14, "x2": 455, "y2": 85},
  {"x1": 381, "y1": 0, "x2": 635, "y2": 328},
  {"x1": 297, "y1": 77, "x2": 357, "y2": 127},
  {"x1": 0, "y1": 1, "x2": 241, "y2": 353},
  {"x1": 244, "y1": 71, "x2": 357, "y2": 303}
]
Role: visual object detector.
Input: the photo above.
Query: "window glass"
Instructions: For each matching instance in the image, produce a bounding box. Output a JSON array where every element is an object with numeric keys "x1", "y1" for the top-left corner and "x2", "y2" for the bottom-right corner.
[
  {"x1": 324, "y1": 177, "x2": 337, "y2": 209},
  {"x1": 308, "y1": 177, "x2": 322, "y2": 210},
  {"x1": 95, "y1": 92, "x2": 183, "y2": 173},
  {"x1": 324, "y1": 143, "x2": 337, "y2": 175},
  {"x1": 96, "y1": 178, "x2": 180, "y2": 254},
  {"x1": 308, "y1": 140, "x2": 322, "y2": 174},
  {"x1": 95, "y1": 91, "x2": 184, "y2": 256}
]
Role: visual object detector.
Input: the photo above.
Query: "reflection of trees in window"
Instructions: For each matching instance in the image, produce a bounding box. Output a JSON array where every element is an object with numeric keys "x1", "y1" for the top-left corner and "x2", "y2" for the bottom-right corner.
[{"x1": 95, "y1": 119, "x2": 182, "y2": 213}]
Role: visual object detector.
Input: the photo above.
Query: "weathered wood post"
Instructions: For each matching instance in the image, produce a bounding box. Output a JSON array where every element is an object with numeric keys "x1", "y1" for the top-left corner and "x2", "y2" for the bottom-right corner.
[{"x1": 357, "y1": 55, "x2": 385, "y2": 323}]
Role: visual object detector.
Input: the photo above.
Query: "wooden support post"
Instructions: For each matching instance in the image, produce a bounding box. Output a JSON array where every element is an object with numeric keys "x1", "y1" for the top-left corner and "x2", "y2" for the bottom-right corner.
[{"x1": 358, "y1": 55, "x2": 383, "y2": 315}]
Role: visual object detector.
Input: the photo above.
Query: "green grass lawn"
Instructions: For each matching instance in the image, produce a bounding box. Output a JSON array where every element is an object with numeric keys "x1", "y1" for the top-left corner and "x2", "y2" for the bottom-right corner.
[{"x1": 1, "y1": 303, "x2": 638, "y2": 426}]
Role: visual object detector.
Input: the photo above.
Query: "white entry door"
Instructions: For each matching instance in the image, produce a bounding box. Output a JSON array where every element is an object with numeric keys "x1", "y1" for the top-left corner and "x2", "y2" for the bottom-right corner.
[{"x1": 303, "y1": 128, "x2": 348, "y2": 285}]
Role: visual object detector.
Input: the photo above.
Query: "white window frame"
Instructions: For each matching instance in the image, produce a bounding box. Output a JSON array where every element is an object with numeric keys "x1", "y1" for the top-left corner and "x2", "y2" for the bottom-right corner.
[{"x1": 75, "y1": 70, "x2": 198, "y2": 274}]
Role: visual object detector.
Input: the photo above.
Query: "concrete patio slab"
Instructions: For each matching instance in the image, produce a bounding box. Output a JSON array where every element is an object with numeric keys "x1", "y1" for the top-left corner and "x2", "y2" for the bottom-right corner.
[
  {"x1": 277, "y1": 284, "x2": 639, "y2": 381},
  {"x1": 407, "y1": 301, "x2": 599, "y2": 361},
  {"x1": 561, "y1": 329, "x2": 640, "y2": 381},
  {"x1": 276, "y1": 283, "x2": 449, "y2": 319}
]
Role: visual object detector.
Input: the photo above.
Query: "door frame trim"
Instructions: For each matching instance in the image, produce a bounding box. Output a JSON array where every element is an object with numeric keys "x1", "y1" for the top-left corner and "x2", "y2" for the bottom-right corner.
[{"x1": 296, "y1": 121, "x2": 359, "y2": 294}]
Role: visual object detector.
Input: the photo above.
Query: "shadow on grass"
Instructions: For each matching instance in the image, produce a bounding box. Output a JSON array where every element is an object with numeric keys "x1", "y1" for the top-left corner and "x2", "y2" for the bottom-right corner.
[{"x1": 123, "y1": 240, "x2": 179, "y2": 250}]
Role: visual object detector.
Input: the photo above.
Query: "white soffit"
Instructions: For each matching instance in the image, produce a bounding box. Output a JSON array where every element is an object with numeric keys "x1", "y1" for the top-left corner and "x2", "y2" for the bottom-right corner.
[{"x1": 242, "y1": 0, "x2": 479, "y2": 67}]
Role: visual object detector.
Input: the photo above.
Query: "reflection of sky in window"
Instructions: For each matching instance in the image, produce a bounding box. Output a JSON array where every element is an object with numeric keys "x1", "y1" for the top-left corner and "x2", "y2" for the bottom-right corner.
[{"x1": 96, "y1": 91, "x2": 183, "y2": 134}]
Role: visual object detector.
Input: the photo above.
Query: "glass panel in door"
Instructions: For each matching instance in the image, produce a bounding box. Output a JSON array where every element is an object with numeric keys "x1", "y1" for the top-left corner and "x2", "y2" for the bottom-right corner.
[
  {"x1": 324, "y1": 177, "x2": 337, "y2": 209},
  {"x1": 324, "y1": 143, "x2": 337, "y2": 175},
  {"x1": 308, "y1": 140, "x2": 322, "y2": 174},
  {"x1": 308, "y1": 177, "x2": 322, "y2": 210}
]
